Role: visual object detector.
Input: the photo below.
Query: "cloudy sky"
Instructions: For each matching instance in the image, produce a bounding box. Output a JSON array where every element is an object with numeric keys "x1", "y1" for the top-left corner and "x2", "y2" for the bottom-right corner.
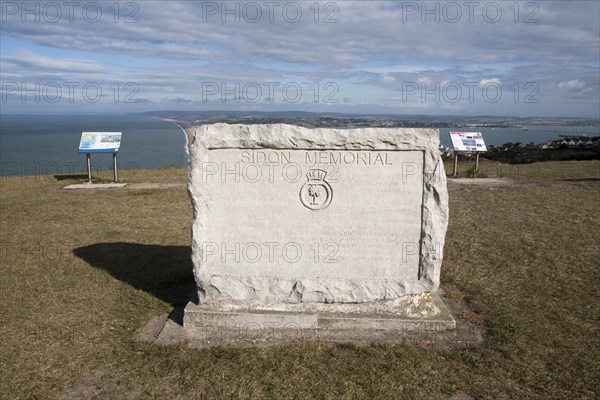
[{"x1": 1, "y1": 0, "x2": 599, "y2": 117}]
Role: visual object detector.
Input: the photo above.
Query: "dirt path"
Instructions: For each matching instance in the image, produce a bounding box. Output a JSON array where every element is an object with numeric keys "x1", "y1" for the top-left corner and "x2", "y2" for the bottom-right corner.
[{"x1": 447, "y1": 178, "x2": 510, "y2": 186}]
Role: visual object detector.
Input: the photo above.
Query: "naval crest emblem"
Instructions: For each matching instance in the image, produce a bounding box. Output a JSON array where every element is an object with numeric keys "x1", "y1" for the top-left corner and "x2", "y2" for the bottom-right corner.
[{"x1": 299, "y1": 169, "x2": 333, "y2": 210}]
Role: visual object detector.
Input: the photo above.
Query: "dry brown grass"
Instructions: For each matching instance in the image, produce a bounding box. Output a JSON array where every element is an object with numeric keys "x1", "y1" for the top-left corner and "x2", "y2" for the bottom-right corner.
[{"x1": 1, "y1": 161, "x2": 599, "y2": 399}]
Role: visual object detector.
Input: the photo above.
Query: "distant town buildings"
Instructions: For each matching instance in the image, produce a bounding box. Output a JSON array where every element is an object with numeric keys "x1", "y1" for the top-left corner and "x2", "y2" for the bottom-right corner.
[
  {"x1": 540, "y1": 136, "x2": 599, "y2": 150},
  {"x1": 440, "y1": 135, "x2": 600, "y2": 164}
]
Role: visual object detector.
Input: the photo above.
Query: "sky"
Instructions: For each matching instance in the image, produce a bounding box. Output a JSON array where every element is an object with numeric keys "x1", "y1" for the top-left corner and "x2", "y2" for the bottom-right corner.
[{"x1": 1, "y1": 0, "x2": 599, "y2": 117}]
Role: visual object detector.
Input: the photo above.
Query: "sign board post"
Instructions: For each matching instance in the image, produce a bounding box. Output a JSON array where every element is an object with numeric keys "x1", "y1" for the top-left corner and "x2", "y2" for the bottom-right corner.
[
  {"x1": 86, "y1": 153, "x2": 92, "y2": 183},
  {"x1": 448, "y1": 132, "x2": 487, "y2": 176},
  {"x1": 453, "y1": 154, "x2": 458, "y2": 176},
  {"x1": 113, "y1": 153, "x2": 118, "y2": 182},
  {"x1": 78, "y1": 132, "x2": 122, "y2": 183}
]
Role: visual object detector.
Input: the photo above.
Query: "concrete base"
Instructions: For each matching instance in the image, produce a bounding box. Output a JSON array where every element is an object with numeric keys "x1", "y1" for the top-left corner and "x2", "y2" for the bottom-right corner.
[
  {"x1": 64, "y1": 183, "x2": 127, "y2": 189},
  {"x1": 154, "y1": 293, "x2": 469, "y2": 347}
]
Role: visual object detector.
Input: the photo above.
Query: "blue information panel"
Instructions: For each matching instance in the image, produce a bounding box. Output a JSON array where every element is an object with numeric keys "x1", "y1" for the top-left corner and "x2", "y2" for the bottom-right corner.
[{"x1": 78, "y1": 132, "x2": 122, "y2": 153}]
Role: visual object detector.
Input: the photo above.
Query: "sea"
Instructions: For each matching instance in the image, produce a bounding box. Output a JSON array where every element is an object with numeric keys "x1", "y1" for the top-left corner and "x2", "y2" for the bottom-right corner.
[
  {"x1": 1, "y1": 114, "x2": 598, "y2": 177},
  {"x1": 0, "y1": 114, "x2": 187, "y2": 177}
]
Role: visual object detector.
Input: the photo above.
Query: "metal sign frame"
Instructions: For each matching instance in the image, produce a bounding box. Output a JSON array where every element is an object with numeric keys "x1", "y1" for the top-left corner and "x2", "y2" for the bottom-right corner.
[
  {"x1": 448, "y1": 132, "x2": 487, "y2": 176},
  {"x1": 78, "y1": 132, "x2": 121, "y2": 183}
]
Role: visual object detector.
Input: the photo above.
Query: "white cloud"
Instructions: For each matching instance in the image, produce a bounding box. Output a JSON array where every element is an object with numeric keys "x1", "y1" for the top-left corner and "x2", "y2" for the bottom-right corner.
[
  {"x1": 0, "y1": 1, "x2": 599, "y2": 116},
  {"x1": 2, "y1": 1, "x2": 599, "y2": 67},
  {"x1": 381, "y1": 74, "x2": 396, "y2": 84},
  {"x1": 3, "y1": 50, "x2": 104, "y2": 73},
  {"x1": 557, "y1": 79, "x2": 586, "y2": 89},
  {"x1": 479, "y1": 78, "x2": 502, "y2": 86}
]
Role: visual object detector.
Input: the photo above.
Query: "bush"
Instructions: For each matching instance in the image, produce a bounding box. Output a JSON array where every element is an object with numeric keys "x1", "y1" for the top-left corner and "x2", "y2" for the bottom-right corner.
[{"x1": 465, "y1": 165, "x2": 488, "y2": 178}]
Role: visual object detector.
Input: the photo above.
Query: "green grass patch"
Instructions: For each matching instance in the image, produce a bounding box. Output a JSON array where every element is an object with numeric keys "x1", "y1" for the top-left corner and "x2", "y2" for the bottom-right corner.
[{"x1": 1, "y1": 161, "x2": 599, "y2": 399}]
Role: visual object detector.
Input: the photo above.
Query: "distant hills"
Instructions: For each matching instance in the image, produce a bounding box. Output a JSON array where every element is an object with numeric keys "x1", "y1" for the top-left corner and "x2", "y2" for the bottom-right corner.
[{"x1": 141, "y1": 110, "x2": 599, "y2": 128}]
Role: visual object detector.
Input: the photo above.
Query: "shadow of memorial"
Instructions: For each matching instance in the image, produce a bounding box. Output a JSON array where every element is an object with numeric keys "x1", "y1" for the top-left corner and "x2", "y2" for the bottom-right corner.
[
  {"x1": 54, "y1": 174, "x2": 89, "y2": 181},
  {"x1": 73, "y1": 242, "x2": 197, "y2": 307}
]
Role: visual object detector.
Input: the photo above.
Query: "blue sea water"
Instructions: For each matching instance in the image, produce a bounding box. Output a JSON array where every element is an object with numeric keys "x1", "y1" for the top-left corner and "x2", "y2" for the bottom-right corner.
[
  {"x1": 0, "y1": 114, "x2": 188, "y2": 177},
  {"x1": 1, "y1": 114, "x2": 598, "y2": 177}
]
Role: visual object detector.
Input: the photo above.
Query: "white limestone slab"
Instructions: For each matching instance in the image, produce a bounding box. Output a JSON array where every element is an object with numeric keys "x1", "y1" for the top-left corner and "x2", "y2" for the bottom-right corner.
[{"x1": 188, "y1": 124, "x2": 448, "y2": 304}]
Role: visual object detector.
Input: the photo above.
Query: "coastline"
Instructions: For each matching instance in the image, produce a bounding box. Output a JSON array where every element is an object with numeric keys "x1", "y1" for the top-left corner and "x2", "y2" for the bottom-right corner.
[{"x1": 164, "y1": 118, "x2": 194, "y2": 152}]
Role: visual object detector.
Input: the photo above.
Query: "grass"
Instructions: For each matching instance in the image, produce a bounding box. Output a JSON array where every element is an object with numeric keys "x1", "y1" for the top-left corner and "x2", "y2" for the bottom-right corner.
[{"x1": 1, "y1": 161, "x2": 599, "y2": 399}]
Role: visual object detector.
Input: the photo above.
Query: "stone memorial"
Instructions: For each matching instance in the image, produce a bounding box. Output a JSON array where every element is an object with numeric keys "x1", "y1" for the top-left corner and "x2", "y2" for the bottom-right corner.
[{"x1": 180, "y1": 123, "x2": 453, "y2": 343}]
